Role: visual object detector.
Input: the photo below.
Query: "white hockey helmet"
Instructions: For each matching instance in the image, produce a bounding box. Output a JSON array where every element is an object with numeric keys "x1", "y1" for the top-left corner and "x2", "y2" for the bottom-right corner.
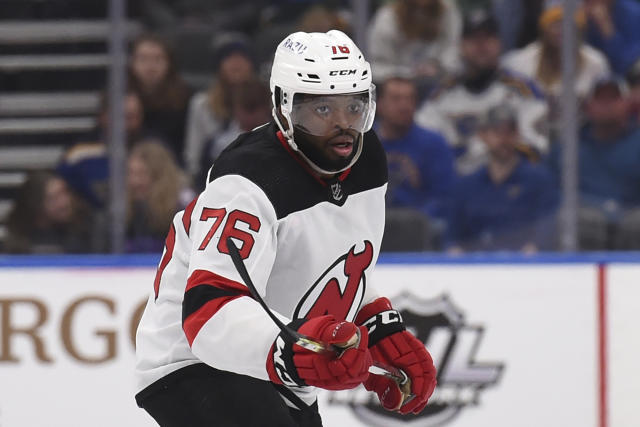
[{"x1": 270, "y1": 30, "x2": 376, "y2": 174}]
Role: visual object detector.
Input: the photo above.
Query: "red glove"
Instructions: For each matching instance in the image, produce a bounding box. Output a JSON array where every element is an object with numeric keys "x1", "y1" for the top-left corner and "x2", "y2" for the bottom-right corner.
[
  {"x1": 266, "y1": 315, "x2": 372, "y2": 390},
  {"x1": 355, "y1": 297, "x2": 437, "y2": 414}
]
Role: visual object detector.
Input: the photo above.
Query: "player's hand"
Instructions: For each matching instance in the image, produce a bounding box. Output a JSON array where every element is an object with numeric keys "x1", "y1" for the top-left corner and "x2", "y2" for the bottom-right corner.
[
  {"x1": 266, "y1": 315, "x2": 372, "y2": 390},
  {"x1": 355, "y1": 297, "x2": 437, "y2": 414},
  {"x1": 365, "y1": 331, "x2": 436, "y2": 414}
]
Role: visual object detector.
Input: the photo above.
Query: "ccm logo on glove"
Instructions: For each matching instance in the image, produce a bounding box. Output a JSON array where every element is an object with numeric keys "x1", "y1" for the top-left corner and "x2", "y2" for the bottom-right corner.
[
  {"x1": 356, "y1": 297, "x2": 437, "y2": 414},
  {"x1": 272, "y1": 335, "x2": 299, "y2": 387},
  {"x1": 361, "y1": 309, "x2": 404, "y2": 344}
]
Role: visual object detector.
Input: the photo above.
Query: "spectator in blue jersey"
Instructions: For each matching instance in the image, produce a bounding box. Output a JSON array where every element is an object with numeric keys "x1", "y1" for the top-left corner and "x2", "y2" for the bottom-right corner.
[
  {"x1": 376, "y1": 77, "x2": 455, "y2": 252},
  {"x1": 578, "y1": 77, "x2": 640, "y2": 205},
  {"x1": 570, "y1": 76, "x2": 640, "y2": 249},
  {"x1": 57, "y1": 90, "x2": 147, "y2": 208},
  {"x1": 376, "y1": 76, "x2": 456, "y2": 250},
  {"x1": 584, "y1": 0, "x2": 640, "y2": 75},
  {"x1": 447, "y1": 105, "x2": 559, "y2": 252},
  {"x1": 416, "y1": 8, "x2": 548, "y2": 176}
]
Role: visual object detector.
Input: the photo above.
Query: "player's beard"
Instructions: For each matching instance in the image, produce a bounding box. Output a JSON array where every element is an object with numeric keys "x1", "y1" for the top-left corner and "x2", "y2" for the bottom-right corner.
[{"x1": 293, "y1": 128, "x2": 361, "y2": 172}]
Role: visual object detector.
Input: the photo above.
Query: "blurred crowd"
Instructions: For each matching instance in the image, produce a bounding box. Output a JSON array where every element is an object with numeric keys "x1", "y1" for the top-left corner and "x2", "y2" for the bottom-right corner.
[{"x1": 4, "y1": 0, "x2": 640, "y2": 254}]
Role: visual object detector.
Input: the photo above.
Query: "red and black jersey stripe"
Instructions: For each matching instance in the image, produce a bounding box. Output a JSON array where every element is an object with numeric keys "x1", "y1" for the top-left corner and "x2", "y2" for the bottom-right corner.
[
  {"x1": 182, "y1": 269, "x2": 250, "y2": 346},
  {"x1": 153, "y1": 224, "x2": 176, "y2": 300}
]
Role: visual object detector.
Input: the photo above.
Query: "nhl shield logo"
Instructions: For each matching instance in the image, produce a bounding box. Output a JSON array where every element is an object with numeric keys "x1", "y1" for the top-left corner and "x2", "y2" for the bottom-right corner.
[
  {"x1": 328, "y1": 293, "x2": 504, "y2": 426},
  {"x1": 330, "y1": 182, "x2": 343, "y2": 201},
  {"x1": 326, "y1": 179, "x2": 347, "y2": 206}
]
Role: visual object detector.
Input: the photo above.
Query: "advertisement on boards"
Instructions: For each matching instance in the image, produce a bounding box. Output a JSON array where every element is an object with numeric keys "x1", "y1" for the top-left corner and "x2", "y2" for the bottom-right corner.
[{"x1": 0, "y1": 262, "x2": 620, "y2": 427}]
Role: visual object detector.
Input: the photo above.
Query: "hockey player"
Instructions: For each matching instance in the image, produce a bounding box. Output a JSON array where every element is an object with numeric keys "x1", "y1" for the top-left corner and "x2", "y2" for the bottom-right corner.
[{"x1": 134, "y1": 30, "x2": 437, "y2": 427}]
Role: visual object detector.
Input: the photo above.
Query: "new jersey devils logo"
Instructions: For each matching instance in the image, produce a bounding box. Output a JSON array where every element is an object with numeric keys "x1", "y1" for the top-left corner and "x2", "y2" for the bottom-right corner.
[{"x1": 294, "y1": 241, "x2": 374, "y2": 321}]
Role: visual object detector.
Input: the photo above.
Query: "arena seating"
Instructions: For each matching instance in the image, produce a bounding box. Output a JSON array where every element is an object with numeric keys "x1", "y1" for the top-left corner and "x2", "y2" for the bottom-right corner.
[{"x1": 0, "y1": 1, "x2": 141, "y2": 243}]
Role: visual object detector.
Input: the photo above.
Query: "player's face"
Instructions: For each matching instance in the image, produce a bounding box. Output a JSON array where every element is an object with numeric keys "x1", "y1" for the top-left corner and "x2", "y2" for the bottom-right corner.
[
  {"x1": 294, "y1": 125, "x2": 360, "y2": 173},
  {"x1": 291, "y1": 92, "x2": 371, "y2": 137},
  {"x1": 288, "y1": 91, "x2": 372, "y2": 172}
]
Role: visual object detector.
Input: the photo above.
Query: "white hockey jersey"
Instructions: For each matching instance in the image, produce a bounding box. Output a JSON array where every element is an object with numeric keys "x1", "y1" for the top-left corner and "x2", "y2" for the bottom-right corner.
[
  {"x1": 415, "y1": 69, "x2": 549, "y2": 175},
  {"x1": 135, "y1": 122, "x2": 388, "y2": 407}
]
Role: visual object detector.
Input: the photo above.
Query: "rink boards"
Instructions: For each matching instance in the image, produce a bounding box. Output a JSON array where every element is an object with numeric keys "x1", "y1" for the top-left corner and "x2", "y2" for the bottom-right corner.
[{"x1": 0, "y1": 255, "x2": 638, "y2": 427}]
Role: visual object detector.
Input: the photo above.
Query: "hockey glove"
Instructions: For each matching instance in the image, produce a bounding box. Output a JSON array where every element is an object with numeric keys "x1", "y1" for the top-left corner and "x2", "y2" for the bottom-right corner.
[
  {"x1": 355, "y1": 297, "x2": 437, "y2": 414},
  {"x1": 266, "y1": 315, "x2": 372, "y2": 391}
]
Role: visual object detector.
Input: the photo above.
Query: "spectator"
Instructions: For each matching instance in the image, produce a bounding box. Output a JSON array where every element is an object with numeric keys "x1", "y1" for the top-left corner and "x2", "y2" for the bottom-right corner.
[
  {"x1": 129, "y1": 33, "x2": 192, "y2": 163},
  {"x1": 551, "y1": 76, "x2": 640, "y2": 249},
  {"x1": 126, "y1": 140, "x2": 194, "y2": 253},
  {"x1": 447, "y1": 105, "x2": 559, "y2": 252},
  {"x1": 4, "y1": 172, "x2": 100, "y2": 254},
  {"x1": 502, "y1": 2, "x2": 609, "y2": 139},
  {"x1": 183, "y1": 35, "x2": 257, "y2": 180},
  {"x1": 578, "y1": 77, "x2": 640, "y2": 206},
  {"x1": 57, "y1": 90, "x2": 146, "y2": 208},
  {"x1": 416, "y1": 9, "x2": 548, "y2": 175},
  {"x1": 296, "y1": 4, "x2": 350, "y2": 34},
  {"x1": 584, "y1": 0, "x2": 640, "y2": 75},
  {"x1": 376, "y1": 76, "x2": 455, "y2": 229},
  {"x1": 492, "y1": 0, "x2": 545, "y2": 51},
  {"x1": 367, "y1": 0, "x2": 462, "y2": 85},
  {"x1": 195, "y1": 78, "x2": 272, "y2": 190},
  {"x1": 143, "y1": 0, "x2": 265, "y2": 34}
]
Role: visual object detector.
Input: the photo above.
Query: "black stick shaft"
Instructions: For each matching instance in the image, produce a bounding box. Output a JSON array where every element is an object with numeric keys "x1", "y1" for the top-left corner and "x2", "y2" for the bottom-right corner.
[
  {"x1": 225, "y1": 237, "x2": 409, "y2": 387},
  {"x1": 226, "y1": 237, "x2": 305, "y2": 345}
]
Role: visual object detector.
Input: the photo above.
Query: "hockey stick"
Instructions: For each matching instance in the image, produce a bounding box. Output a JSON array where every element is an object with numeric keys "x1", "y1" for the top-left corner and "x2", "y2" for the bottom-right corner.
[{"x1": 225, "y1": 237, "x2": 414, "y2": 405}]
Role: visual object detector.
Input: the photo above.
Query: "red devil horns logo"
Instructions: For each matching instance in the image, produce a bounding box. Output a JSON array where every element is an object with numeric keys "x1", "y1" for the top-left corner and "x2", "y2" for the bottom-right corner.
[{"x1": 294, "y1": 241, "x2": 374, "y2": 321}]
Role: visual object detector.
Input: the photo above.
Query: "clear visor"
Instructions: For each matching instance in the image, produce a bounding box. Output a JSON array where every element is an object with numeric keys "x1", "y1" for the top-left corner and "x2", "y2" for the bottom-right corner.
[{"x1": 289, "y1": 89, "x2": 374, "y2": 136}]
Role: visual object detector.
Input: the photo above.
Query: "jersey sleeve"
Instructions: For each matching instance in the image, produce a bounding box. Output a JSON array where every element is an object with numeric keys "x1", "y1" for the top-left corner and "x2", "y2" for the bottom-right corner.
[
  {"x1": 181, "y1": 174, "x2": 286, "y2": 381},
  {"x1": 415, "y1": 99, "x2": 458, "y2": 148},
  {"x1": 514, "y1": 91, "x2": 549, "y2": 154}
]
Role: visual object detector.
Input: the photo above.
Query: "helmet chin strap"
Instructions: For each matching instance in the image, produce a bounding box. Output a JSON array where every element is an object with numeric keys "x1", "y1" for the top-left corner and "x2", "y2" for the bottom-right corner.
[{"x1": 272, "y1": 107, "x2": 364, "y2": 176}]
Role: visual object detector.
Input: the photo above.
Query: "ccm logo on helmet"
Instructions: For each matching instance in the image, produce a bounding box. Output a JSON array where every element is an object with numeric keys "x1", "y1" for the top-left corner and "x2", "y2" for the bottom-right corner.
[{"x1": 329, "y1": 69, "x2": 357, "y2": 76}]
